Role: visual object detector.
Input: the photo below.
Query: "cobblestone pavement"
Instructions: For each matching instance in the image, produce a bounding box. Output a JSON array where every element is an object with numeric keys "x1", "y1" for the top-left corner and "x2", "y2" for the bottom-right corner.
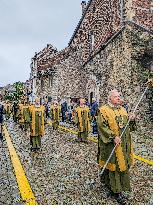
[
  {"x1": 0, "y1": 137, "x2": 23, "y2": 205},
  {"x1": 5, "y1": 119, "x2": 153, "y2": 205}
]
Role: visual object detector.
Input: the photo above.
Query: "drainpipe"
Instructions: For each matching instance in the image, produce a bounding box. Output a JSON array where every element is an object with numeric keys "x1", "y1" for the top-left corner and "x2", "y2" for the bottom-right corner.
[{"x1": 120, "y1": 0, "x2": 125, "y2": 27}]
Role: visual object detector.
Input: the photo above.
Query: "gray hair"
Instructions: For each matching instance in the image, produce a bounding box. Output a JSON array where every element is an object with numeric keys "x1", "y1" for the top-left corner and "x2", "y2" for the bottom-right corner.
[
  {"x1": 108, "y1": 89, "x2": 120, "y2": 102},
  {"x1": 54, "y1": 100, "x2": 58, "y2": 105}
]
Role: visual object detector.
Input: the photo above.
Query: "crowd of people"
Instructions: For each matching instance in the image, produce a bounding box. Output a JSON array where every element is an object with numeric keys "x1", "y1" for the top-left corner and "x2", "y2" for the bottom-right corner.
[{"x1": 0, "y1": 89, "x2": 137, "y2": 205}]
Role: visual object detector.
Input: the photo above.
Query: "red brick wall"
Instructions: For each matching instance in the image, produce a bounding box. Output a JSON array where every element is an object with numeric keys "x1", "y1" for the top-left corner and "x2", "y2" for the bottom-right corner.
[
  {"x1": 132, "y1": 0, "x2": 153, "y2": 30},
  {"x1": 70, "y1": 0, "x2": 121, "y2": 62}
]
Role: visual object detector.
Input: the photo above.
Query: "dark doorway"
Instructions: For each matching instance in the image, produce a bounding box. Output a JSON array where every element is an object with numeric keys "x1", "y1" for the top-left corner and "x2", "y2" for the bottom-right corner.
[
  {"x1": 90, "y1": 92, "x2": 94, "y2": 105},
  {"x1": 48, "y1": 96, "x2": 52, "y2": 102}
]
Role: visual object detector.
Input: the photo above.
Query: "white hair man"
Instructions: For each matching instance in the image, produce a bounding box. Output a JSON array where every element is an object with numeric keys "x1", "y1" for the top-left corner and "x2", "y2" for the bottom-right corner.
[{"x1": 97, "y1": 89, "x2": 136, "y2": 205}]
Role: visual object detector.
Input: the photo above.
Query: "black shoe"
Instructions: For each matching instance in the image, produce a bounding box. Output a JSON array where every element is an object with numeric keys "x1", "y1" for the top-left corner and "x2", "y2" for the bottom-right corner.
[
  {"x1": 106, "y1": 190, "x2": 114, "y2": 198},
  {"x1": 30, "y1": 147, "x2": 37, "y2": 151},
  {"x1": 36, "y1": 147, "x2": 41, "y2": 151},
  {"x1": 114, "y1": 193, "x2": 127, "y2": 205},
  {"x1": 75, "y1": 138, "x2": 81, "y2": 143},
  {"x1": 83, "y1": 140, "x2": 88, "y2": 144},
  {"x1": 0, "y1": 133, "x2": 3, "y2": 140}
]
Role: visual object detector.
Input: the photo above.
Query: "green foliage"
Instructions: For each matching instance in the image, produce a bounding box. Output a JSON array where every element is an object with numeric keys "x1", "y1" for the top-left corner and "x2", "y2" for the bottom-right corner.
[
  {"x1": 130, "y1": 29, "x2": 153, "y2": 63},
  {"x1": 4, "y1": 81, "x2": 25, "y2": 101},
  {"x1": 14, "y1": 82, "x2": 24, "y2": 98},
  {"x1": 142, "y1": 70, "x2": 151, "y2": 78}
]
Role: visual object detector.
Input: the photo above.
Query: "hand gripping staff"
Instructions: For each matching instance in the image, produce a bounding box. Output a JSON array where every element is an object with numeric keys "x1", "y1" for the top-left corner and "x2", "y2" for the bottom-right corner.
[{"x1": 99, "y1": 78, "x2": 153, "y2": 176}]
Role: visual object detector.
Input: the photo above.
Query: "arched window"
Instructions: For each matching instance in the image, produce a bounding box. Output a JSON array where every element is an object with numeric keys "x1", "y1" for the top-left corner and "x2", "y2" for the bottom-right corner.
[
  {"x1": 49, "y1": 76, "x2": 53, "y2": 87},
  {"x1": 41, "y1": 78, "x2": 44, "y2": 90}
]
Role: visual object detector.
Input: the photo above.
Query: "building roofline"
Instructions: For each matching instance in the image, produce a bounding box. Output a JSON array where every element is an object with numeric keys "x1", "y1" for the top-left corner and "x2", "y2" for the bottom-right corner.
[
  {"x1": 126, "y1": 20, "x2": 153, "y2": 35},
  {"x1": 68, "y1": 0, "x2": 93, "y2": 46},
  {"x1": 82, "y1": 27, "x2": 125, "y2": 67},
  {"x1": 37, "y1": 47, "x2": 71, "y2": 71}
]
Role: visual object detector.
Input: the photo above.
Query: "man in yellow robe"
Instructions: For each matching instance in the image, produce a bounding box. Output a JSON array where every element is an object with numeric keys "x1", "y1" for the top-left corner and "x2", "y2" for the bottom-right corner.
[
  {"x1": 18, "y1": 99, "x2": 25, "y2": 130},
  {"x1": 29, "y1": 98, "x2": 45, "y2": 151},
  {"x1": 4, "y1": 100, "x2": 11, "y2": 120},
  {"x1": 50, "y1": 101, "x2": 61, "y2": 130},
  {"x1": 22, "y1": 97, "x2": 31, "y2": 131},
  {"x1": 75, "y1": 98, "x2": 91, "y2": 143},
  {"x1": 97, "y1": 89, "x2": 136, "y2": 205}
]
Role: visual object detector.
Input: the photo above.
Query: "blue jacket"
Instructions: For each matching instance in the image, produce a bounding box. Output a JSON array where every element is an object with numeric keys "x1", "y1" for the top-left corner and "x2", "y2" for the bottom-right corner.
[
  {"x1": 61, "y1": 101, "x2": 68, "y2": 113},
  {"x1": 90, "y1": 102, "x2": 98, "y2": 117},
  {"x1": 0, "y1": 104, "x2": 4, "y2": 123}
]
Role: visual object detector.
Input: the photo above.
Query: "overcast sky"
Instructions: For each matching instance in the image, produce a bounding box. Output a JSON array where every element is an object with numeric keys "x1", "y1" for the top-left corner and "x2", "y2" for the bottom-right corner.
[{"x1": 0, "y1": 0, "x2": 83, "y2": 87}]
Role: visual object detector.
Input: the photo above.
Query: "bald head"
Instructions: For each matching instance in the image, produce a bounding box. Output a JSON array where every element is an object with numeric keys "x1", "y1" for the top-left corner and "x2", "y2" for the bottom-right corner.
[
  {"x1": 54, "y1": 100, "x2": 58, "y2": 106},
  {"x1": 80, "y1": 98, "x2": 86, "y2": 106},
  {"x1": 108, "y1": 89, "x2": 121, "y2": 106}
]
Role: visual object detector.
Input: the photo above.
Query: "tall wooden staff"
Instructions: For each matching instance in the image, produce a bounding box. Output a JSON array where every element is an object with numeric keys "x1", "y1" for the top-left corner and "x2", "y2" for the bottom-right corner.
[{"x1": 99, "y1": 78, "x2": 153, "y2": 176}]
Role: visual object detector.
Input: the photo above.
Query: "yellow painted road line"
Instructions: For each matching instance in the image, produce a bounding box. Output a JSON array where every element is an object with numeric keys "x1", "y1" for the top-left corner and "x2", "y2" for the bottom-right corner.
[
  {"x1": 3, "y1": 125, "x2": 38, "y2": 205},
  {"x1": 133, "y1": 154, "x2": 153, "y2": 166},
  {"x1": 48, "y1": 121, "x2": 78, "y2": 135},
  {"x1": 88, "y1": 137, "x2": 153, "y2": 165},
  {"x1": 58, "y1": 125, "x2": 78, "y2": 135},
  {"x1": 48, "y1": 122, "x2": 52, "y2": 126},
  {"x1": 48, "y1": 121, "x2": 153, "y2": 166},
  {"x1": 87, "y1": 137, "x2": 98, "y2": 143}
]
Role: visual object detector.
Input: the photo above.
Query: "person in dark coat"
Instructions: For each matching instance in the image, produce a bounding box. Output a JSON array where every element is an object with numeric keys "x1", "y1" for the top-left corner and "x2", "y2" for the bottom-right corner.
[
  {"x1": 61, "y1": 100, "x2": 68, "y2": 122},
  {"x1": 90, "y1": 98, "x2": 98, "y2": 134},
  {"x1": 12, "y1": 101, "x2": 19, "y2": 123},
  {"x1": 0, "y1": 98, "x2": 5, "y2": 140}
]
